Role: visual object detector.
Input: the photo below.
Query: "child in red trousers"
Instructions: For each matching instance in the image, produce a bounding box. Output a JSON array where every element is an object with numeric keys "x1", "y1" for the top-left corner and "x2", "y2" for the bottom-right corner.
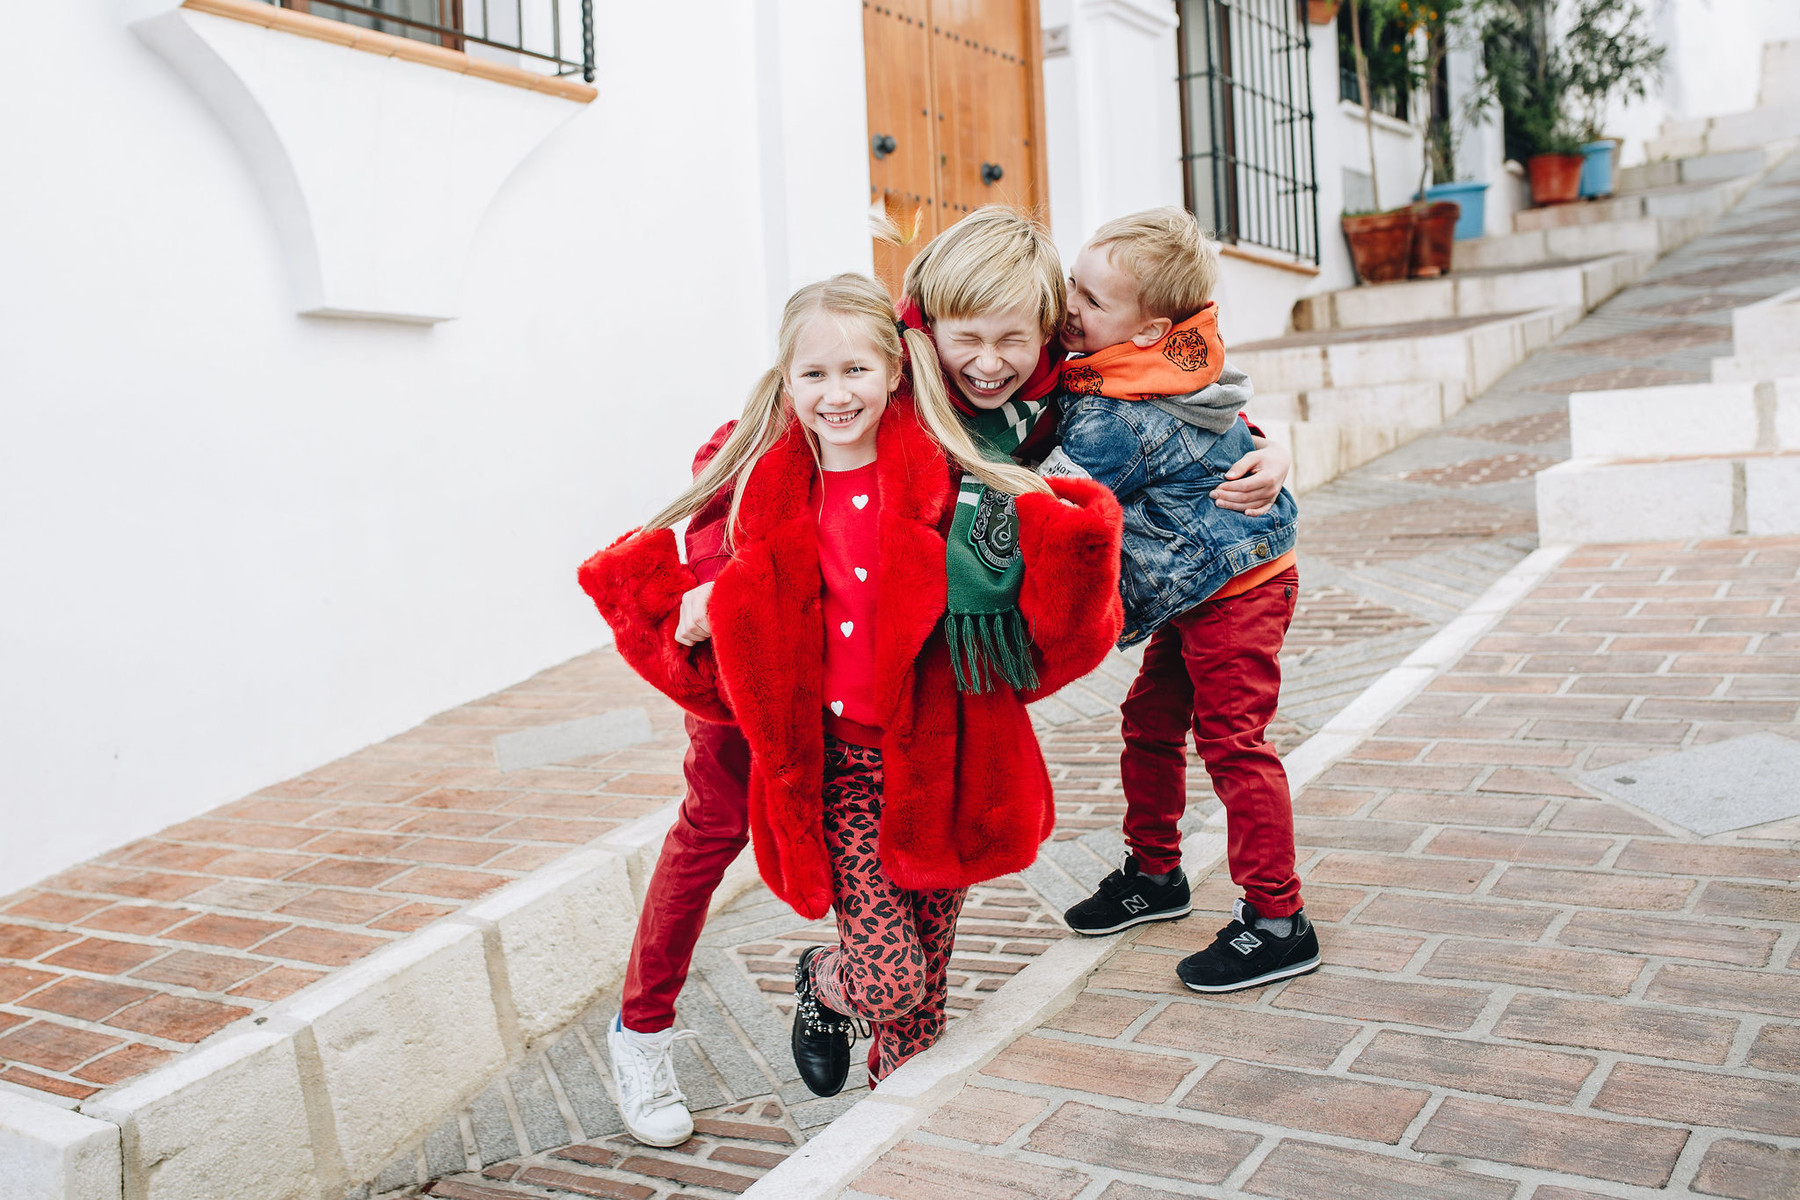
[
  {"x1": 581, "y1": 274, "x2": 1122, "y2": 1103},
  {"x1": 1052, "y1": 208, "x2": 1317, "y2": 994}
]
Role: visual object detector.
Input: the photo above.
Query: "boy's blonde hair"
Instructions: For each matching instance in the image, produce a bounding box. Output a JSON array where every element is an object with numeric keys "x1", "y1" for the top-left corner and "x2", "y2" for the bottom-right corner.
[
  {"x1": 1089, "y1": 207, "x2": 1220, "y2": 324},
  {"x1": 644, "y1": 273, "x2": 1048, "y2": 539},
  {"x1": 902, "y1": 206, "x2": 1065, "y2": 341}
]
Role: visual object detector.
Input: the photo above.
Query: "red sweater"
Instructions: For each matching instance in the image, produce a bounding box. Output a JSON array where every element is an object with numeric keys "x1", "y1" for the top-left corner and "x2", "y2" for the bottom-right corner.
[{"x1": 817, "y1": 463, "x2": 882, "y2": 744}]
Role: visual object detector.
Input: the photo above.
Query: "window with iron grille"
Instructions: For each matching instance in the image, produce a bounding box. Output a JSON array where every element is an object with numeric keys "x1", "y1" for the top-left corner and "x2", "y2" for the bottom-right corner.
[
  {"x1": 271, "y1": 0, "x2": 593, "y2": 82},
  {"x1": 1177, "y1": 0, "x2": 1320, "y2": 264}
]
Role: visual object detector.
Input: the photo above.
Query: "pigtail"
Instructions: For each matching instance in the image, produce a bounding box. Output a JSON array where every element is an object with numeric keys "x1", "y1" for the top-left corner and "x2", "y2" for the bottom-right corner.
[
  {"x1": 643, "y1": 367, "x2": 791, "y2": 541},
  {"x1": 903, "y1": 328, "x2": 1051, "y2": 498}
]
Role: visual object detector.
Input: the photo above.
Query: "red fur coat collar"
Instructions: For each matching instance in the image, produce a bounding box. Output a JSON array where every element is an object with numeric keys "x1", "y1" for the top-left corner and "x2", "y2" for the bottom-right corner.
[{"x1": 581, "y1": 399, "x2": 1123, "y2": 918}]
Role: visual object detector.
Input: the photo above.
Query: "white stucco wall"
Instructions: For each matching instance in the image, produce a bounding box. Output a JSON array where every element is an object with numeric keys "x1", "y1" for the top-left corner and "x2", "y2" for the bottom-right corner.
[{"x1": 0, "y1": 0, "x2": 871, "y2": 895}]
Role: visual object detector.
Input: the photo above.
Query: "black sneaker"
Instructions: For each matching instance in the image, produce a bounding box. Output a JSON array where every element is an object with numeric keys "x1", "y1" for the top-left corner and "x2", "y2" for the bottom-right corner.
[
  {"x1": 790, "y1": 946, "x2": 854, "y2": 1096},
  {"x1": 1063, "y1": 857, "x2": 1192, "y2": 935},
  {"x1": 1176, "y1": 899, "x2": 1321, "y2": 993}
]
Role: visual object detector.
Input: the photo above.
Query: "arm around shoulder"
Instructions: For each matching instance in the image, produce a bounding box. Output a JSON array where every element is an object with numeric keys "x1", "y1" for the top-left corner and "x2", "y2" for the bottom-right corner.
[
  {"x1": 1015, "y1": 476, "x2": 1125, "y2": 701},
  {"x1": 577, "y1": 528, "x2": 734, "y2": 723}
]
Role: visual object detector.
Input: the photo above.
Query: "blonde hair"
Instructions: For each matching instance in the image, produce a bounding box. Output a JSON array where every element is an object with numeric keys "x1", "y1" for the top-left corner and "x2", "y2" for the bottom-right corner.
[
  {"x1": 1088, "y1": 206, "x2": 1220, "y2": 323},
  {"x1": 902, "y1": 206, "x2": 1065, "y2": 342},
  {"x1": 643, "y1": 273, "x2": 1048, "y2": 539}
]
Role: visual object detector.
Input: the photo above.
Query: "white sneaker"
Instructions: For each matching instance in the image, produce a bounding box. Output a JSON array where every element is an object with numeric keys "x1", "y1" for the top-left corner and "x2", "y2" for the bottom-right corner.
[{"x1": 607, "y1": 1013, "x2": 699, "y2": 1147}]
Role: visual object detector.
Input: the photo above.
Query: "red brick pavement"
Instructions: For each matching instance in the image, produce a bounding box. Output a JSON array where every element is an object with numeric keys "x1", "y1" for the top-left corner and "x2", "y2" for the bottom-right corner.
[
  {"x1": 852, "y1": 537, "x2": 1800, "y2": 1200},
  {"x1": 0, "y1": 653, "x2": 690, "y2": 1100}
]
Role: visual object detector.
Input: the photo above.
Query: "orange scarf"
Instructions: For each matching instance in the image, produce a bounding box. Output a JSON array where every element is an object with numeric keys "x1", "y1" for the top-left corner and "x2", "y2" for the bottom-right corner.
[{"x1": 1061, "y1": 304, "x2": 1226, "y2": 401}]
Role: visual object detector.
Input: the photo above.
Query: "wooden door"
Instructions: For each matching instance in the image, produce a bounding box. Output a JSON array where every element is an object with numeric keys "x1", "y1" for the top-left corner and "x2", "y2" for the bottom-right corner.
[{"x1": 863, "y1": 0, "x2": 1047, "y2": 297}]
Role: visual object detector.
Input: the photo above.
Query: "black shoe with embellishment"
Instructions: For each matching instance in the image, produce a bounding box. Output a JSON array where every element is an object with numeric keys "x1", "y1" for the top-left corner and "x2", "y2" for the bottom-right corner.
[
  {"x1": 1176, "y1": 898, "x2": 1321, "y2": 993},
  {"x1": 1063, "y1": 857, "x2": 1192, "y2": 936},
  {"x1": 790, "y1": 945, "x2": 854, "y2": 1096}
]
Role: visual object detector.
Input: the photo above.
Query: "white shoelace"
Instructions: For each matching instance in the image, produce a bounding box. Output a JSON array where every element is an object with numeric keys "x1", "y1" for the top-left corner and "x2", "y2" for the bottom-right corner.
[{"x1": 617, "y1": 1028, "x2": 698, "y2": 1111}]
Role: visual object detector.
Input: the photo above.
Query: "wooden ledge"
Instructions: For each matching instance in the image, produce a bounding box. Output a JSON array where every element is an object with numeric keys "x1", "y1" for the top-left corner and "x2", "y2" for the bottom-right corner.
[
  {"x1": 1220, "y1": 242, "x2": 1321, "y2": 277},
  {"x1": 182, "y1": 0, "x2": 597, "y2": 103}
]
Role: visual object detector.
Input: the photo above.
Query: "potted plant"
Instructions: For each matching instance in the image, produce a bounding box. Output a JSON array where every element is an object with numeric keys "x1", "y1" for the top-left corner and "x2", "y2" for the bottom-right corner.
[
  {"x1": 1472, "y1": 0, "x2": 1582, "y2": 205},
  {"x1": 1563, "y1": 0, "x2": 1665, "y2": 196},
  {"x1": 1341, "y1": 0, "x2": 1420, "y2": 282},
  {"x1": 1308, "y1": 0, "x2": 1341, "y2": 24},
  {"x1": 1402, "y1": 0, "x2": 1473, "y2": 264}
]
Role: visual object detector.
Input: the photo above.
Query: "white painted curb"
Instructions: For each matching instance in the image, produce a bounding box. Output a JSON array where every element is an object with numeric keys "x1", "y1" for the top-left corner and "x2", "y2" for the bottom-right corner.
[{"x1": 743, "y1": 542, "x2": 1575, "y2": 1199}]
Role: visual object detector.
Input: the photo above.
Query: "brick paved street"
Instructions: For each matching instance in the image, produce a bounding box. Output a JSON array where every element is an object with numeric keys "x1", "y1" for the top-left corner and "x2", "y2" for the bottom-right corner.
[
  {"x1": 3, "y1": 153, "x2": 1797, "y2": 1200},
  {"x1": 847, "y1": 538, "x2": 1800, "y2": 1200}
]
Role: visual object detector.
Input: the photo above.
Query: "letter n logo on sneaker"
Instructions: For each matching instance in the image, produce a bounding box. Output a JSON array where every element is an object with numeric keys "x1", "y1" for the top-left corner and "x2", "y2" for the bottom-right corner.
[
  {"x1": 1230, "y1": 931, "x2": 1263, "y2": 955},
  {"x1": 1122, "y1": 894, "x2": 1149, "y2": 914}
]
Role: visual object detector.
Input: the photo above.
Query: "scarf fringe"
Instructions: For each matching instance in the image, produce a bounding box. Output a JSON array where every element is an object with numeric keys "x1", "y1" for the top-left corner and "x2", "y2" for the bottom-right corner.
[{"x1": 944, "y1": 610, "x2": 1040, "y2": 694}]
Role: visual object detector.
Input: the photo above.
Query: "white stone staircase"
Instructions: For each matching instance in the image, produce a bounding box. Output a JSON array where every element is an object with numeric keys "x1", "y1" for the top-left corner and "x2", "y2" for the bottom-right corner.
[{"x1": 1536, "y1": 288, "x2": 1800, "y2": 543}]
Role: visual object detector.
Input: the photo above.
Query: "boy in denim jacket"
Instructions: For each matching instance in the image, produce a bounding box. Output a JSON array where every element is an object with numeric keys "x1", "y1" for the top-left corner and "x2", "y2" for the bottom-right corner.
[{"x1": 1044, "y1": 208, "x2": 1317, "y2": 993}]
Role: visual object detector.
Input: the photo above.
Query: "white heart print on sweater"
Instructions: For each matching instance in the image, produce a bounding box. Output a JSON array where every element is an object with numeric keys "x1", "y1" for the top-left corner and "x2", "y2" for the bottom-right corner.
[
  {"x1": 840, "y1": 621, "x2": 854, "y2": 637},
  {"x1": 830, "y1": 701, "x2": 844, "y2": 716},
  {"x1": 851, "y1": 494, "x2": 869, "y2": 509},
  {"x1": 854, "y1": 567, "x2": 868, "y2": 582}
]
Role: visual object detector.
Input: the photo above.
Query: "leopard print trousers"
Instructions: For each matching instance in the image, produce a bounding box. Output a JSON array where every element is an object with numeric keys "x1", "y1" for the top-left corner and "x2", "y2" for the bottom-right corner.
[{"x1": 807, "y1": 737, "x2": 967, "y2": 1084}]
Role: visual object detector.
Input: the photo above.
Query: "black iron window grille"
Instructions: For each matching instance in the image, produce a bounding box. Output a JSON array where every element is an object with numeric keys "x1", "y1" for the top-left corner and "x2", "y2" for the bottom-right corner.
[
  {"x1": 273, "y1": 0, "x2": 594, "y2": 82},
  {"x1": 1177, "y1": 0, "x2": 1320, "y2": 264}
]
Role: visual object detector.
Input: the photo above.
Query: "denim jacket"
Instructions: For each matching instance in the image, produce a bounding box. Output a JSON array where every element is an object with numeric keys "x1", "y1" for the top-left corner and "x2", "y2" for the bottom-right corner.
[{"x1": 1053, "y1": 391, "x2": 1298, "y2": 647}]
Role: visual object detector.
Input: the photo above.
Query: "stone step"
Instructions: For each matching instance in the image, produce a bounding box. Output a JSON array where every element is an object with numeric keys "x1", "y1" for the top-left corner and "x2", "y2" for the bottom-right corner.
[
  {"x1": 1536, "y1": 454, "x2": 1800, "y2": 543},
  {"x1": 1246, "y1": 379, "x2": 1468, "y2": 430},
  {"x1": 1292, "y1": 254, "x2": 1646, "y2": 332},
  {"x1": 1619, "y1": 142, "x2": 1794, "y2": 193},
  {"x1": 1713, "y1": 285, "x2": 1800, "y2": 382},
  {"x1": 1568, "y1": 378, "x2": 1798, "y2": 460},
  {"x1": 1452, "y1": 213, "x2": 1711, "y2": 272},
  {"x1": 1249, "y1": 416, "x2": 1411, "y2": 494},
  {"x1": 1236, "y1": 307, "x2": 1577, "y2": 395},
  {"x1": 1512, "y1": 177, "x2": 1747, "y2": 233},
  {"x1": 1645, "y1": 104, "x2": 1800, "y2": 160}
]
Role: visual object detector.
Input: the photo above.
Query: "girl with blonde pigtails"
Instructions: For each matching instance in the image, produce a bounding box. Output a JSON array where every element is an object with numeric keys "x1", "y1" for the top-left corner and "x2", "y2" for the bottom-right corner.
[{"x1": 581, "y1": 273, "x2": 1123, "y2": 1099}]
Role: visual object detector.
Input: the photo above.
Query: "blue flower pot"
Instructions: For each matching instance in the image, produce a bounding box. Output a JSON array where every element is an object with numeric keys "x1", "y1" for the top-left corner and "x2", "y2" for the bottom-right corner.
[
  {"x1": 1424, "y1": 180, "x2": 1489, "y2": 240},
  {"x1": 1579, "y1": 140, "x2": 1617, "y2": 198}
]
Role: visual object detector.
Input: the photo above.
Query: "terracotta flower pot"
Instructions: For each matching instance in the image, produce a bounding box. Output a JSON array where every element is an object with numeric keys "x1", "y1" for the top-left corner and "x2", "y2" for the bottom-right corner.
[
  {"x1": 1307, "y1": 0, "x2": 1340, "y2": 23},
  {"x1": 1527, "y1": 154, "x2": 1585, "y2": 206},
  {"x1": 1408, "y1": 201, "x2": 1461, "y2": 278},
  {"x1": 1342, "y1": 210, "x2": 1416, "y2": 284}
]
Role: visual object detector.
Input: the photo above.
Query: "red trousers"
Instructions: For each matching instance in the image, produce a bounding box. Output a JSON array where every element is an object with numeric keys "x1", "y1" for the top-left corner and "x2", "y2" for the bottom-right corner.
[
  {"x1": 1119, "y1": 566, "x2": 1302, "y2": 917},
  {"x1": 619, "y1": 714, "x2": 752, "y2": 1033},
  {"x1": 807, "y1": 739, "x2": 965, "y2": 1084}
]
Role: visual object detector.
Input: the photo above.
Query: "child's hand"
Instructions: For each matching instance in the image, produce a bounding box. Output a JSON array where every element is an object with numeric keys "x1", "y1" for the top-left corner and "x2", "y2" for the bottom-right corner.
[
  {"x1": 1212, "y1": 439, "x2": 1291, "y2": 516},
  {"x1": 674, "y1": 582, "x2": 715, "y2": 646}
]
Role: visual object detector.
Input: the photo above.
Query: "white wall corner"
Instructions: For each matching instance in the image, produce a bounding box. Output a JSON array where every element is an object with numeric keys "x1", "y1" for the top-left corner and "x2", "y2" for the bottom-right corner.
[
  {"x1": 0, "y1": 1091, "x2": 121, "y2": 1200},
  {"x1": 131, "y1": 6, "x2": 589, "y2": 324}
]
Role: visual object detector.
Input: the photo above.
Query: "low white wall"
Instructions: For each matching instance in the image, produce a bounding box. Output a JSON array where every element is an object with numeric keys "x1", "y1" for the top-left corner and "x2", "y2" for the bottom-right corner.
[{"x1": 0, "y1": 0, "x2": 871, "y2": 896}]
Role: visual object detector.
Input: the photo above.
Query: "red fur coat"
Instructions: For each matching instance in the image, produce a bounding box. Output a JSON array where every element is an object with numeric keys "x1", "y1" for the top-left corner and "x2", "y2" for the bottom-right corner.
[{"x1": 579, "y1": 398, "x2": 1123, "y2": 919}]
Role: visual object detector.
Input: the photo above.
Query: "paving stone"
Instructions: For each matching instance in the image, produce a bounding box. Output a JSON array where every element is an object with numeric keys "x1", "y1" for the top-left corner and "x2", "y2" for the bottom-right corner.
[
  {"x1": 1580, "y1": 734, "x2": 1800, "y2": 833},
  {"x1": 1414, "y1": 1096, "x2": 1689, "y2": 1186},
  {"x1": 1746, "y1": 1022, "x2": 1800, "y2": 1073},
  {"x1": 1691, "y1": 1138, "x2": 1800, "y2": 1199},
  {"x1": 1243, "y1": 1138, "x2": 1517, "y2": 1200},
  {"x1": 917, "y1": 1086, "x2": 1047, "y2": 1145},
  {"x1": 1594, "y1": 1062, "x2": 1800, "y2": 1136},
  {"x1": 493, "y1": 709, "x2": 655, "y2": 772},
  {"x1": 981, "y1": 1034, "x2": 1195, "y2": 1103},
  {"x1": 1645, "y1": 964, "x2": 1800, "y2": 1018},
  {"x1": 546, "y1": 1033, "x2": 621, "y2": 1140},
  {"x1": 1180, "y1": 1059, "x2": 1429, "y2": 1143},
  {"x1": 1351, "y1": 1028, "x2": 1597, "y2": 1103},
  {"x1": 1270, "y1": 972, "x2": 1490, "y2": 1031},
  {"x1": 1554, "y1": 910, "x2": 1777, "y2": 966},
  {"x1": 423, "y1": 1116, "x2": 469, "y2": 1179},
  {"x1": 1493, "y1": 993, "x2": 1738, "y2": 1063},
  {"x1": 1134, "y1": 1001, "x2": 1359, "y2": 1069},
  {"x1": 1420, "y1": 938, "x2": 1647, "y2": 996},
  {"x1": 372, "y1": 1151, "x2": 422, "y2": 1196},
  {"x1": 468, "y1": 1085, "x2": 521, "y2": 1165},
  {"x1": 855, "y1": 1140, "x2": 1090, "y2": 1200},
  {"x1": 1025, "y1": 1100, "x2": 1259, "y2": 1186},
  {"x1": 511, "y1": 1059, "x2": 575, "y2": 1153}
]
